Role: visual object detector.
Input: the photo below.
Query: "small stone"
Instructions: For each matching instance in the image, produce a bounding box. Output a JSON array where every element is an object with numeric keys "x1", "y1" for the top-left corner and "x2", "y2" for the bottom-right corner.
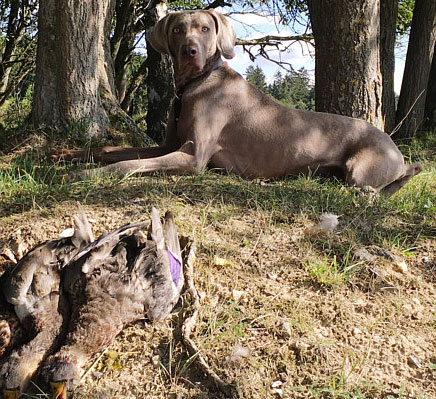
[
  {"x1": 152, "y1": 354, "x2": 160, "y2": 366},
  {"x1": 407, "y1": 355, "x2": 422, "y2": 369},
  {"x1": 282, "y1": 321, "x2": 292, "y2": 338},
  {"x1": 59, "y1": 227, "x2": 74, "y2": 238},
  {"x1": 353, "y1": 327, "x2": 362, "y2": 336},
  {"x1": 271, "y1": 380, "x2": 283, "y2": 388},
  {"x1": 353, "y1": 247, "x2": 376, "y2": 262}
]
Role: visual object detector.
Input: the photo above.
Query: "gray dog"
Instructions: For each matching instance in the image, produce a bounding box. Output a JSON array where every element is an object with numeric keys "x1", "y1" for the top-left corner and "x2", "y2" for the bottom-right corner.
[{"x1": 60, "y1": 9, "x2": 422, "y2": 194}]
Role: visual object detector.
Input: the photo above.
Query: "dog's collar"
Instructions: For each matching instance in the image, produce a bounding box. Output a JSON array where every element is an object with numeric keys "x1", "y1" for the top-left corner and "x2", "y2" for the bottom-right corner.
[{"x1": 174, "y1": 57, "x2": 223, "y2": 129}]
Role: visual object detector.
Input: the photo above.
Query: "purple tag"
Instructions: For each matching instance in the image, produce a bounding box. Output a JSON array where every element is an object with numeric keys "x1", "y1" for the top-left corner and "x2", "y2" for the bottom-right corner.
[{"x1": 167, "y1": 249, "x2": 181, "y2": 285}]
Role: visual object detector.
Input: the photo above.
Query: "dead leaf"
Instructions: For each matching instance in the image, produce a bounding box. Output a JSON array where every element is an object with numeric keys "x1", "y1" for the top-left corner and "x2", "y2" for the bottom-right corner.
[
  {"x1": 214, "y1": 255, "x2": 233, "y2": 267},
  {"x1": 395, "y1": 260, "x2": 408, "y2": 273}
]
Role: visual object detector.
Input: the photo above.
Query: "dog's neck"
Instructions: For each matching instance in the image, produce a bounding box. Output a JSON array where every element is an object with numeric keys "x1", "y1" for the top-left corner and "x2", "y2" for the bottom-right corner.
[
  {"x1": 175, "y1": 54, "x2": 223, "y2": 92},
  {"x1": 173, "y1": 56, "x2": 223, "y2": 130}
]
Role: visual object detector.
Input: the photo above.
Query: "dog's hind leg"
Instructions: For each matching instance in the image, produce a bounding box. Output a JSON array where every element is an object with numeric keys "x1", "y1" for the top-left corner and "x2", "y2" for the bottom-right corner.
[
  {"x1": 343, "y1": 146, "x2": 419, "y2": 193},
  {"x1": 381, "y1": 163, "x2": 423, "y2": 194}
]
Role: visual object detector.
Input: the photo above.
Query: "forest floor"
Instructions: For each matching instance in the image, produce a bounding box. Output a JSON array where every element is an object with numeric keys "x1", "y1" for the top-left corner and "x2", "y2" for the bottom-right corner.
[{"x1": 0, "y1": 131, "x2": 435, "y2": 399}]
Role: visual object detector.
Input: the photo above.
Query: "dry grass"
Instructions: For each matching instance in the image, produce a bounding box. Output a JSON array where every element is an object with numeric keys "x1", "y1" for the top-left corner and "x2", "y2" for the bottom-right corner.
[{"x1": 0, "y1": 132, "x2": 435, "y2": 399}]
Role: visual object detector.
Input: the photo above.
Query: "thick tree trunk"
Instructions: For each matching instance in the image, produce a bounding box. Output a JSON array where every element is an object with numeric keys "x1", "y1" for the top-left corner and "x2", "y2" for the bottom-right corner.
[
  {"x1": 424, "y1": 44, "x2": 436, "y2": 129},
  {"x1": 57, "y1": 0, "x2": 108, "y2": 135},
  {"x1": 307, "y1": 0, "x2": 384, "y2": 129},
  {"x1": 31, "y1": 0, "x2": 59, "y2": 125},
  {"x1": 32, "y1": 0, "x2": 150, "y2": 145},
  {"x1": 144, "y1": 1, "x2": 174, "y2": 144},
  {"x1": 380, "y1": 0, "x2": 398, "y2": 133},
  {"x1": 395, "y1": 0, "x2": 436, "y2": 139}
]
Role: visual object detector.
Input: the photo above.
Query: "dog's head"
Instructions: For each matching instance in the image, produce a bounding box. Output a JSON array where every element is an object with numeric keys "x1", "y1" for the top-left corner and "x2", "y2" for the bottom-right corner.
[{"x1": 148, "y1": 10, "x2": 236, "y2": 85}]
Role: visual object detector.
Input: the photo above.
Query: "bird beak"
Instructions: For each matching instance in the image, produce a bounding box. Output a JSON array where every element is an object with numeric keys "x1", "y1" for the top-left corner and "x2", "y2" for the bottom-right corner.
[
  {"x1": 2, "y1": 389, "x2": 20, "y2": 399},
  {"x1": 50, "y1": 381, "x2": 67, "y2": 399}
]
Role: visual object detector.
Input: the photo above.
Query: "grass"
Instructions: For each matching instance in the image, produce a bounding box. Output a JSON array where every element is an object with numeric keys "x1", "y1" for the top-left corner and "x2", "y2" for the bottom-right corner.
[
  {"x1": 0, "y1": 129, "x2": 435, "y2": 398},
  {"x1": 304, "y1": 248, "x2": 359, "y2": 287}
]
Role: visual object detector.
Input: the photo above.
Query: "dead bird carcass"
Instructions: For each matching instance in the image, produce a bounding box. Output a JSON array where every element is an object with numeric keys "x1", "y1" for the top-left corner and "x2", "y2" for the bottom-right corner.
[
  {"x1": 1, "y1": 208, "x2": 192, "y2": 399},
  {"x1": 41, "y1": 208, "x2": 190, "y2": 399}
]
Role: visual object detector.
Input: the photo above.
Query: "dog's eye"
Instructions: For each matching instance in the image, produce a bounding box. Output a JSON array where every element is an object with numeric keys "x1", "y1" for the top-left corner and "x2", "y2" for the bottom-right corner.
[
  {"x1": 201, "y1": 26, "x2": 209, "y2": 32},
  {"x1": 173, "y1": 27, "x2": 180, "y2": 33}
]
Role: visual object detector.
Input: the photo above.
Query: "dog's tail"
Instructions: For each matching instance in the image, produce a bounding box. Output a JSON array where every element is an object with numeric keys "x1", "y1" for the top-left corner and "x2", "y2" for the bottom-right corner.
[{"x1": 382, "y1": 163, "x2": 423, "y2": 195}]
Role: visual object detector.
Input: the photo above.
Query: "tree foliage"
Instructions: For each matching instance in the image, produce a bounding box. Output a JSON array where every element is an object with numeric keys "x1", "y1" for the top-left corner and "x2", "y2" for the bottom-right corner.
[
  {"x1": 245, "y1": 65, "x2": 314, "y2": 110},
  {"x1": 0, "y1": 0, "x2": 37, "y2": 106},
  {"x1": 397, "y1": 0, "x2": 415, "y2": 36},
  {"x1": 0, "y1": 0, "x2": 431, "y2": 140}
]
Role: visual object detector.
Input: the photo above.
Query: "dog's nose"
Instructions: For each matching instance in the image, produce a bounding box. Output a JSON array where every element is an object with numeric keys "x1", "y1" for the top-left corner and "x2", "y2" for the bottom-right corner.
[{"x1": 182, "y1": 45, "x2": 198, "y2": 57}]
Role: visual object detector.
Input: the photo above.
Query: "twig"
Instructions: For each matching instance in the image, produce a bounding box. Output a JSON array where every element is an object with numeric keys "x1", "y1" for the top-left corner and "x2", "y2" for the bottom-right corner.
[
  {"x1": 390, "y1": 89, "x2": 426, "y2": 137},
  {"x1": 78, "y1": 346, "x2": 109, "y2": 385},
  {"x1": 181, "y1": 241, "x2": 233, "y2": 396}
]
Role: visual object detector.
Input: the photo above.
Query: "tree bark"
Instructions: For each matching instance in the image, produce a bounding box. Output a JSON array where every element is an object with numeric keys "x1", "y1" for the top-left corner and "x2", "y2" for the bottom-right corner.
[
  {"x1": 57, "y1": 0, "x2": 108, "y2": 135},
  {"x1": 144, "y1": 1, "x2": 174, "y2": 144},
  {"x1": 395, "y1": 0, "x2": 436, "y2": 138},
  {"x1": 32, "y1": 0, "x2": 60, "y2": 125},
  {"x1": 307, "y1": 0, "x2": 384, "y2": 129},
  {"x1": 32, "y1": 0, "x2": 150, "y2": 145},
  {"x1": 424, "y1": 43, "x2": 436, "y2": 129},
  {"x1": 380, "y1": 0, "x2": 398, "y2": 133}
]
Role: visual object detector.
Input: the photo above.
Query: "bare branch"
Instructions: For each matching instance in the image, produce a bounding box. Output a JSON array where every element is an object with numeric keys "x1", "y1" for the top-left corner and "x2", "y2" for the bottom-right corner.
[{"x1": 236, "y1": 33, "x2": 313, "y2": 47}]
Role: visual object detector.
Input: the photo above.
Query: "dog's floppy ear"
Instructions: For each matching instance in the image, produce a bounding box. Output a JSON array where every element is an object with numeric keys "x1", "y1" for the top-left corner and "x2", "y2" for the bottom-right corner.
[
  {"x1": 207, "y1": 9, "x2": 236, "y2": 59},
  {"x1": 148, "y1": 12, "x2": 175, "y2": 55}
]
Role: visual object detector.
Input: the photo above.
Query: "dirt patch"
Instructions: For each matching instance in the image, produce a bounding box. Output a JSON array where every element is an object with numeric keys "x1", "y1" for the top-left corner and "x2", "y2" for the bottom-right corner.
[{"x1": 0, "y1": 173, "x2": 435, "y2": 398}]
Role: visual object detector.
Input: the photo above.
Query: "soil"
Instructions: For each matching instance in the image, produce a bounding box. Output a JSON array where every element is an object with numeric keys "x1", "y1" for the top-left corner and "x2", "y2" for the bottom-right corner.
[{"x1": 0, "y1": 174, "x2": 435, "y2": 399}]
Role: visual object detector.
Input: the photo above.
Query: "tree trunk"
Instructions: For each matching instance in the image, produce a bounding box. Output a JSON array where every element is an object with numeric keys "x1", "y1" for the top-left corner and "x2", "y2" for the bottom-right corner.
[
  {"x1": 380, "y1": 0, "x2": 398, "y2": 133},
  {"x1": 32, "y1": 0, "x2": 150, "y2": 145},
  {"x1": 424, "y1": 43, "x2": 436, "y2": 129},
  {"x1": 111, "y1": 0, "x2": 136, "y2": 104},
  {"x1": 307, "y1": 0, "x2": 384, "y2": 129},
  {"x1": 395, "y1": 0, "x2": 436, "y2": 139},
  {"x1": 144, "y1": 1, "x2": 174, "y2": 144},
  {"x1": 121, "y1": 59, "x2": 148, "y2": 113},
  {"x1": 57, "y1": 0, "x2": 108, "y2": 135},
  {"x1": 32, "y1": 0, "x2": 60, "y2": 125}
]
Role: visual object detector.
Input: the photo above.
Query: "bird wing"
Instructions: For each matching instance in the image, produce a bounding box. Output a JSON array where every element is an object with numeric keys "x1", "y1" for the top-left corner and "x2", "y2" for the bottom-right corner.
[
  {"x1": 1, "y1": 213, "x2": 94, "y2": 322},
  {"x1": 141, "y1": 208, "x2": 184, "y2": 321}
]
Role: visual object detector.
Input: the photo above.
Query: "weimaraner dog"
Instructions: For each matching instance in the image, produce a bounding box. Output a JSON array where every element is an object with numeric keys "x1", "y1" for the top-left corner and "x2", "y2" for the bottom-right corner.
[{"x1": 59, "y1": 9, "x2": 422, "y2": 194}]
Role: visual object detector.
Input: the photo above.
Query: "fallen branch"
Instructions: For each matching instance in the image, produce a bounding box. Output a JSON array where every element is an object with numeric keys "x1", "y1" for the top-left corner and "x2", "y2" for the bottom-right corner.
[{"x1": 181, "y1": 241, "x2": 233, "y2": 396}]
